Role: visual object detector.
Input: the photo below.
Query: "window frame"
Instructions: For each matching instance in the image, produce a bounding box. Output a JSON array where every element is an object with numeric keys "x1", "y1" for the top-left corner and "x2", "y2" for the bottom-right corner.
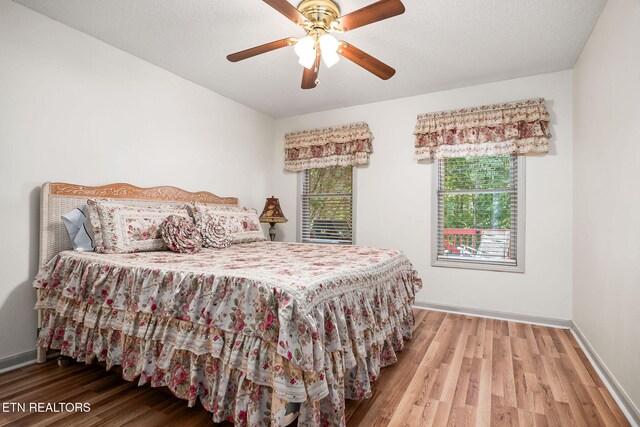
[
  {"x1": 431, "y1": 155, "x2": 526, "y2": 273},
  {"x1": 297, "y1": 166, "x2": 356, "y2": 245}
]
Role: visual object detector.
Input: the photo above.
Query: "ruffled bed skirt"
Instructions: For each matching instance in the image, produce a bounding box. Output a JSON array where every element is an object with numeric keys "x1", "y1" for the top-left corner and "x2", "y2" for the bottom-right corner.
[
  {"x1": 35, "y1": 250, "x2": 422, "y2": 426},
  {"x1": 38, "y1": 306, "x2": 414, "y2": 426}
]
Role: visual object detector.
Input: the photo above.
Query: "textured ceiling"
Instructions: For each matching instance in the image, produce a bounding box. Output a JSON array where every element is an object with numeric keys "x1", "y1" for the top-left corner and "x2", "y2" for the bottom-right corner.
[{"x1": 14, "y1": 0, "x2": 605, "y2": 117}]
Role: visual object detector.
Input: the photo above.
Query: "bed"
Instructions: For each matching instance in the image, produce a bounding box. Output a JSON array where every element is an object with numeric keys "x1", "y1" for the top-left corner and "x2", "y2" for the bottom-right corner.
[{"x1": 33, "y1": 182, "x2": 423, "y2": 426}]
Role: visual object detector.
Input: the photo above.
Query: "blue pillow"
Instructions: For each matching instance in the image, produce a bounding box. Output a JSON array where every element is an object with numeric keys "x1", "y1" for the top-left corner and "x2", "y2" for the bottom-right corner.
[{"x1": 61, "y1": 205, "x2": 95, "y2": 251}]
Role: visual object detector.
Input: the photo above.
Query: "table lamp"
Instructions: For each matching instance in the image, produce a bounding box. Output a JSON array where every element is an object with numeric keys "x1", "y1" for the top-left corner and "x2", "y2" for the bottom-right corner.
[{"x1": 259, "y1": 196, "x2": 287, "y2": 241}]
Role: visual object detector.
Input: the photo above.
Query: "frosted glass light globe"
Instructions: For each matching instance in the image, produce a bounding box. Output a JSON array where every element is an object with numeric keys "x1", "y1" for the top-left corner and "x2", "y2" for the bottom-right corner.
[
  {"x1": 298, "y1": 54, "x2": 316, "y2": 69},
  {"x1": 319, "y1": 34, "x2": 340, "y2": 68},
  {"x1": 294, "y1": 36, "x2": 317, "y2": 69},
  {"x1": 294, "y1": 36, "x2": 315, "y2": 59}
]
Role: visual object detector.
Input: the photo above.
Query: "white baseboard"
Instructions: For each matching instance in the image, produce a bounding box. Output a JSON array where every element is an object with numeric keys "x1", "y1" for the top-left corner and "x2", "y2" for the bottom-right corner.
[
  {"x1": 413, "y1": 300, "x2": 571, "y2": 328},
  {"x1": 0, "y1": 350, "x2": 37, "y2": 374},
  {"x1": 571, "y1": 321, "x2": 640, "y2": 427},
  {"x1": 0, "y1": 349, "x2": 60, "y2": 374}
]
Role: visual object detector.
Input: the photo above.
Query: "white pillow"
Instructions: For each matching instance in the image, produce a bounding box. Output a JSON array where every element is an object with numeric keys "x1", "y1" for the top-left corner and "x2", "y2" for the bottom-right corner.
[{"x1": 61, "y1": 205, "x2": 95, "y2": 252}]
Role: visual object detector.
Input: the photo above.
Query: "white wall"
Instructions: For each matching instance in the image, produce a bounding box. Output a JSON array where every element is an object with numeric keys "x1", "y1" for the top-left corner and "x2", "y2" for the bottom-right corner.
[
  {"x1": 0, "y1": 0, "x2": 274, "y2": 361},
  {"x1": 272, "y1": 71, "x2": 574, "y2": 320},
  {"x1": 573, "y1": 0, "x2": 640, "y2": 414},
  {"x1": 1, "y1": 0, "x2": 637, "y2": 417}
]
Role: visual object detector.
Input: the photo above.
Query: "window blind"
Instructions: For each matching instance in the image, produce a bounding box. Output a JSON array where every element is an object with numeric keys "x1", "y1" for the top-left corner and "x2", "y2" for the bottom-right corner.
[
  {"x1": 436, "y1": 155, "x2": 519, "y2": 265},
  {"x1": 300, "y1": 166, "x2": 353, "y2": 244}
]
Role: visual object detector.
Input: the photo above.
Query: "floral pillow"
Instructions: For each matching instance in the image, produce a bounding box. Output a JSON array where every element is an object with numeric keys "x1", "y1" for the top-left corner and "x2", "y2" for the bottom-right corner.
[
  {"x1": 161, "y1": 215, "x2": 203, "y2": 254},
  {"x1": 189, "y1": 203, "x2": 266, "y2": 245},
  {"x1": 87, "y1": 199, "x2": 190, "y2": 253},
  {"x1": 201, "y1": 218, "x2": 232, "y2": 249}
]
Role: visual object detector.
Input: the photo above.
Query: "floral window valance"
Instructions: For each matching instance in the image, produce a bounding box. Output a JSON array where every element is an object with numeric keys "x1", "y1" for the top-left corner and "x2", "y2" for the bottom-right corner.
[
  {"x1": 414, "y1": 98, "x2": 551, "y2": 160},
  {"x1": 284, "y1": 122, "x2": 373, "y2": 172}
]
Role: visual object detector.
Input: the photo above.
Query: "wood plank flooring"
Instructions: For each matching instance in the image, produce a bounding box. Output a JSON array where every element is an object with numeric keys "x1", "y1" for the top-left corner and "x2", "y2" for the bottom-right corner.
[
  {"x1": 0, "y1": 309, "x2": 630, "y2": 426},
  {"x1": 345, "y1": 310, "x2": 630, "y2": 426},
  {"x1": 0, "y1": 360, "x2": 215, "y2": 426}
]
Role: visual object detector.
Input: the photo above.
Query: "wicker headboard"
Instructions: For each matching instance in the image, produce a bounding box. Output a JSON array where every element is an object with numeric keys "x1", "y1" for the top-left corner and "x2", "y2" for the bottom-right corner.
[{"x1": 39, "y1": 182, "x2": 239, "y2": 267}]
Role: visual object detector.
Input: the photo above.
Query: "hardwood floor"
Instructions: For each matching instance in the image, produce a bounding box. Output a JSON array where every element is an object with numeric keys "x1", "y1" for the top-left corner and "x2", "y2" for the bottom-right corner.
[
  {"x1": 0, "y1": 309, "x2": 630, "y2": 426},
  {"x1": 0, "y1": 360, "x2": 216, "y2": 426},
  {"x1": 345, "y1": 310, "x2": 630, "y2": 426}
]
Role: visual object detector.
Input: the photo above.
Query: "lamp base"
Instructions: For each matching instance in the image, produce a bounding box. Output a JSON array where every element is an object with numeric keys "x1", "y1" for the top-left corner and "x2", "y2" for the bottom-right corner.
[{"x1": 268, "y1": 222, "x2": 276, "y2": 241}]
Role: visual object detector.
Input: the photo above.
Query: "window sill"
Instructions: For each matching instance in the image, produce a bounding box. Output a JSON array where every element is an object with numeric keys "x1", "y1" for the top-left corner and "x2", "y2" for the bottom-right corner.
[
  {"x1": 300, "y1": 239, "x2": 352, "y2": 245},
  {"x1": 432, "y1": 257, "x2": 524, "y2": 273}
]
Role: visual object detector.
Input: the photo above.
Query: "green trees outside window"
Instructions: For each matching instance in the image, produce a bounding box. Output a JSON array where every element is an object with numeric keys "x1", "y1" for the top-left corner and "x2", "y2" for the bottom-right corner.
[
  {"x1": 442, "y1": 156, "x2": 513, "y2": 231},
  {"x1": 301, "y1": 166, "x2": 353, "y2": 243}
]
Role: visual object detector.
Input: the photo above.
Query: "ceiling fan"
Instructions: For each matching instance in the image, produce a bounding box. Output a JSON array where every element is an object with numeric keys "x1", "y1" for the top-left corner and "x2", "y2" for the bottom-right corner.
[{"x1": 227, "y1": 0, "x2": 405, "y2": 89}]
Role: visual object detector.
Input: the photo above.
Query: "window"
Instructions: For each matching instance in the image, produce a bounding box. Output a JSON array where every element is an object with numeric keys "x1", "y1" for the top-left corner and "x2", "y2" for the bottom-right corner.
[
  {"x1": 299, "y1": 166, "x2": 354, "y2": 244},
  {"x1": 433, "y1": 155, "x2": 524, "y2": 272}
]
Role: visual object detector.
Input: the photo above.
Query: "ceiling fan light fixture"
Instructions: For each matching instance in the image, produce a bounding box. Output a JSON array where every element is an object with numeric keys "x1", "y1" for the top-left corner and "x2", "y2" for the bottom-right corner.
[
  {"x1": 227, "y1": 0, "x2": 405, "y2": 88},
  {"x1": 298, "y1": 54, "x2": 316, "y2": 69},
  {"x1": 319, "y1": 34, "x2": 340, "y2": 68},
  {"x1": 321, "y1": 50, "x2": 339, "y2": 68},
  {"x1": 294, "y1": 36, "x2": 314, "y2": 57},
  {"x1": 294, "y1": 35, "x2": 316, "y2": 69}
]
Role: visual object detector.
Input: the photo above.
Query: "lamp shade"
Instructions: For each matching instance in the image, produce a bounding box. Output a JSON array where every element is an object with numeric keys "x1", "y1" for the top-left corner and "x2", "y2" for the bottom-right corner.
[{"x1": 259, "y1": 197, "x2": 287, "y2": 223}]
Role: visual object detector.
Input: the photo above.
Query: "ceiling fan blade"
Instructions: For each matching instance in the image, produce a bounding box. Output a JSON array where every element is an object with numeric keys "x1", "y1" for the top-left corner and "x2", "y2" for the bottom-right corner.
[
  {"x1": 338, "y1": 42, "x2": 396, "y2": 80},
  {"x1": 263, "y1": 0, "x2": 308, "y2": 27},
  {"x1": 301, "y1": 51, "x2": 321, "y2": 89},
  {"x1": 335, "y1": 0, "x2": 405, "y2": 32},
  {"x1": 227, "y1": 38, "x2": 294, "y2": 62}
]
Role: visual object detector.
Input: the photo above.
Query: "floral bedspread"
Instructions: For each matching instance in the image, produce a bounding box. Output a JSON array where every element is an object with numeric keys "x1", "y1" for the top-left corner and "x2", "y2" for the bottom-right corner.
[{"x1": 34, "y1": 241, "x2": 422, "y2": 426}]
